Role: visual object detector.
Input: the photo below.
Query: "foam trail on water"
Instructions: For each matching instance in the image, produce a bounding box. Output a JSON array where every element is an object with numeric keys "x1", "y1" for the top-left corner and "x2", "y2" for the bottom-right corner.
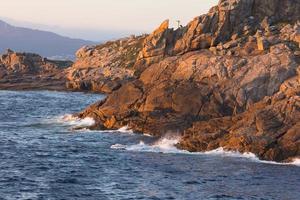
[{"x1": 111, "y1": 137, "x2": 300, "y2": 167}]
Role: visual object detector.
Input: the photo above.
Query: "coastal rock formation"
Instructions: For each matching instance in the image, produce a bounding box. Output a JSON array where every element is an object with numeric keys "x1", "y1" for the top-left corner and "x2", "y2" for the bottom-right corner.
[
  {"x1": 0, "y1": 49, "x2": 72, "y2": 90},
  {"x1": 77, "y1": 0, "x2": 300, "y2": 162},
  {"x1": 135, "y1": 0, "x2": 300, "y2": 67},
  {"x1": 179, "y1": 68, "x2": 300, "y2": 162},
  {"x1": 65, "y1": 35, "x2": 146, "y2": 93}
]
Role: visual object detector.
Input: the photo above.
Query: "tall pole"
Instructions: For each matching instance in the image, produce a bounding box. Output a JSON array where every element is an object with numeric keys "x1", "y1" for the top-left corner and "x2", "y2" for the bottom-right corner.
[{"x1": 176, "y1": 20, "x2": 181, "y2": 28}]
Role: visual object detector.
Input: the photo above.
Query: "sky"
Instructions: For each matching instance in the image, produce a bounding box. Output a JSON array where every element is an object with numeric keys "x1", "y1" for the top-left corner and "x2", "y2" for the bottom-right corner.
[{"x1": 0, "y1": 0, "x2": 218, "y2": 41}]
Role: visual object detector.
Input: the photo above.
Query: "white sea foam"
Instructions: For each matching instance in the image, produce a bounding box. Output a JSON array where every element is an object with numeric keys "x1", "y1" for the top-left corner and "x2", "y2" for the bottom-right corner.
[
  {"x1": 110, "y1": 143, "x2": 127, "y2": 149},
  {"x1": 203, "y1": 147, "x2": 258, "y2": 159},
  {"x1": 90, "y1": 126, "x2": 153, "y2": 136},
  {"x1": 289, "y1": 158, "x2": 300, "y2": 166},
  {"x1": 111, "y1": 137, "x2": 186, "y2": 154},
  {"x1": 143, "y1": 133, "x2": 153, "y2": 137},
  {"x1": 205, "y1": 149, "x2": 300, "y2": 166},
  {"x1": 44, "y1": 114, "x2": 95, "y2": 130},
  {"x1": 59, "y1": 114, "x2": 95, "y2": 127},
  {"x1": 111, "y1": 137, "x2": 300, "y2": 167},
  {"x1": 85, "y1": 126, "x2": 135, "y2": 134},
  {"x1": 117, "y1": 126, "x2": 134, "y2": 134}
]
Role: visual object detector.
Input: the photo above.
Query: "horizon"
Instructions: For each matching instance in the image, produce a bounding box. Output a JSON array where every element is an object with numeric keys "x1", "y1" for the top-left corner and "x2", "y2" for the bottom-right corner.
[{"x1": 0, "y1": 0, "x2": 218, "y2": 41}]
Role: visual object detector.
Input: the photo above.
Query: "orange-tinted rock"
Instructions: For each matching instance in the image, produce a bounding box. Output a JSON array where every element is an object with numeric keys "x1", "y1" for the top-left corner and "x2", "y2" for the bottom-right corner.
[
  {"x1": 75, "y1": 0, "x2": 300, "y2": 162},
  {"x1": 66, "y1": 35, "x2": 146, "y2": 93},
  {"x1": 0, "y1": 50, "x2": 72, "y2": 90}
]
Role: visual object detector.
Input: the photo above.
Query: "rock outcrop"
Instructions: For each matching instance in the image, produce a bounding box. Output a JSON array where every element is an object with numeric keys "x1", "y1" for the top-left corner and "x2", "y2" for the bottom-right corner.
[
  {"x1": 0, "y1": 49, "x2": 72, "y2": 90},
  {"x1": 76, "y1": 0, "x2": 300, "y2": 162},
  {"x1": 134, "y1": 0, "x2": 300, "y2": 71},
  {"x1": 65, "y1": 35, "x2": 146, "y2": 93}
]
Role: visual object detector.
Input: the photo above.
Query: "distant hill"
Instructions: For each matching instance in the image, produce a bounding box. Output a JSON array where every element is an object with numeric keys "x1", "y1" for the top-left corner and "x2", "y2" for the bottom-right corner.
[{"x1": 0, "y1": 20, "x2": 96, "y2": 58}]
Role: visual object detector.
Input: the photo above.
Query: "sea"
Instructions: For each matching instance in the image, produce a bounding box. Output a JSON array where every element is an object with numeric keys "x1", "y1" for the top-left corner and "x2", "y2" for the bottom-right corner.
[{"x1": 0, "y1": 90, "x2": 299, "y2": 200}]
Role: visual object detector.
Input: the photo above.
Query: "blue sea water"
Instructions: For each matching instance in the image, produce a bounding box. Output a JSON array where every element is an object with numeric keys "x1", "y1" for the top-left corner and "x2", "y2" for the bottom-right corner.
[{"x1": 0, "y1": 90, "x2": 299, "y2": 200}]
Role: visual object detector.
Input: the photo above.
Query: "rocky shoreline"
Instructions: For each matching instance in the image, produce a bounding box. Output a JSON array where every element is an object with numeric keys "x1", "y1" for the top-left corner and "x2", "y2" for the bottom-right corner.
[
  {"x1": 1, "y1": 0, "x2": 299, "y2": 162},
  {"x1": 75, "y1": 0, "x2": 300, "y2": 163},
  {"x1": 0, "y1": 50, "x2": 72, "y2": 91}
]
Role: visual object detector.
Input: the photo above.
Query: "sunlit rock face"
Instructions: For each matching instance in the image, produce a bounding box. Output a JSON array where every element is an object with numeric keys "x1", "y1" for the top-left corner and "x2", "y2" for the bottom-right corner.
[
  {"x1": 65, "y1": 35, "x2": 147, "y2": 93},
  {"x1": 76, "y1": 0, "x2": 300, "y2": 162},
  {"x1": 0, "y1": 49, "x2": 72, "y2": 90}
]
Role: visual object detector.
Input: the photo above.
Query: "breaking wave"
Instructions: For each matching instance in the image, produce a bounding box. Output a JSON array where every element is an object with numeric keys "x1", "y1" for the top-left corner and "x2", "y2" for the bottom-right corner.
[
  {"x1": 44, "y1": 114, "x2": 148, "y2": 136},
  {"x1": 111, "y1": 137, "x2": 300, "y2": 167},
  {"x1": 289, "y1": 158, "x2": 300, "y2": 166},
  {"x1": 45, "y1": 115, "x2": 300, "y2": 167},
  {"x1": 43, "y1": 114, "x2": 95, "y2": 130},
  {"x1": 204, "y1": 148, "x2": 300, "y2": 166},
  {"x1": 59, "y1": 114, "x2": 95, "y2": 127},
  {"x1": 111, "y1": 137, "x2": 183, "y2": 153},
  {"x1": 116, "y1": 126, "x2": 134, "y2": 134}
]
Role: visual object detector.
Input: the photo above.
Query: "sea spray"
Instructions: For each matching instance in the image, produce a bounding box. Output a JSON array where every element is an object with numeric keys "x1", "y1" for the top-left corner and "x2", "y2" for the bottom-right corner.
[
  {"x1": 42, "y1": 114, "x2": 95, "y2": 130},
  {"x1": 117, "y1": 126, "x2": 134, "y2": 134},
  {"x1": 60, "y1": 114, "x2": 95, "y2": 127},
  {"x1": 291, "y1": 158, "x2": 300, "y2": 166},
  {"x1": 111, "y1": 136, "x2": 300, "y2": 167},
  {"x1": 111, "y1": 136, "x2": 187, "y2": 154}
]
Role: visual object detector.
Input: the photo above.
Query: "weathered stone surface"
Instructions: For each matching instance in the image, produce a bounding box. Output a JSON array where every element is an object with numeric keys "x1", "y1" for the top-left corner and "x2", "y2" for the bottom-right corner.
[
  {"x1": 179, "y1": 81, "x2": 300, "y2": 162},
  {"x1": 1, "y1": 0, "x2": 293, "y2": 162},
  {"x1": 66, "y1": 35, "x2": 146, "y2": 93},
  {"x1": 76, "y1": 0, "x2": 300, "y2": 162},
  {"x1": 0, "y1": 50, "x2": 72, "y2": 90},
  {"x1": 134, "y1": 0, "x2": 300, "y2": 67}
]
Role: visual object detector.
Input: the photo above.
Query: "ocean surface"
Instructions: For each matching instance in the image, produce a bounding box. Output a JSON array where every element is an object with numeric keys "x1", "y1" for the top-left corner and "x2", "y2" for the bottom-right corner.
[{"x1": 0, "y1": 90, "x2": 299, "y2": 200}]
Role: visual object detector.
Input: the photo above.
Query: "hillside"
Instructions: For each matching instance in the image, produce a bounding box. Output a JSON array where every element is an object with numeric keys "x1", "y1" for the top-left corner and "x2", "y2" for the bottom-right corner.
[{"x1": 0, "y1": 20, "x2": 95, "y2": 57}]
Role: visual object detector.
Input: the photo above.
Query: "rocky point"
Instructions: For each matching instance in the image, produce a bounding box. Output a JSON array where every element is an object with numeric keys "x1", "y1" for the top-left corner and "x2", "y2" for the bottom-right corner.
[
  {"x1": 0, "y1": 49, "x2": 72, "y2": 90},
  {"x1": 75, "y1": 0, "x2": 300, "y2": 162},
  {"x1": 1, "y1": 0, "x2": 299, "y2": 163},
  {"x1": 65, "y1": 35, "x2": 146, "y2": 93}
]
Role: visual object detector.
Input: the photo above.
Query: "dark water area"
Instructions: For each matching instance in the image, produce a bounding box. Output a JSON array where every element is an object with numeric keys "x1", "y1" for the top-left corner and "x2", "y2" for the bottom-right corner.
[{"x1": 0, "y1": 90, "x2": 299, "y2": 200}]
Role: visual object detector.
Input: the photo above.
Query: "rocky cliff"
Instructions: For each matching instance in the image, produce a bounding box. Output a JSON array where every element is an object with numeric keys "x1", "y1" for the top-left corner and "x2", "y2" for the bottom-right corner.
[
  {"x1": 134, "y1": 0, "x2": 300, "y2": 71},
  {"x1": 0, "y1": 49, "x2": 72, "y2": 90},
  {"x1": 76, "y1": 0, "x2": 300, "y2": 162}
]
